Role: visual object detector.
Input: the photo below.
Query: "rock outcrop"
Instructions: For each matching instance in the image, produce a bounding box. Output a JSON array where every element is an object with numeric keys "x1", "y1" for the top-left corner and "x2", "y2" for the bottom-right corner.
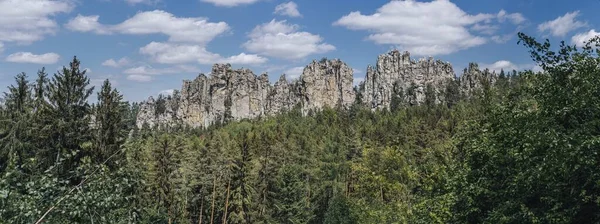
[
  {"x1": 301, "y1": 59, "x2": 355, "y2": 113},
  {"x1": 136, "y1": 58, "x2": 356, "y2": 128},
  {"x1": 458, "y1": 63, "x2": 498, "y2": 96},
  {"x1": 361, "y1": 50, "x2": 454, "y2": 109},
  {"x1": 136, "y1": 50, "x2": 499, "y2": 128}
]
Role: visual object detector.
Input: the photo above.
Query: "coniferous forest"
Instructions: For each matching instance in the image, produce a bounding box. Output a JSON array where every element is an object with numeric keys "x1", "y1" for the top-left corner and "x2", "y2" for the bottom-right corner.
[{"x1": 2, "y1": 34, "x2": 600, "y2": 223}]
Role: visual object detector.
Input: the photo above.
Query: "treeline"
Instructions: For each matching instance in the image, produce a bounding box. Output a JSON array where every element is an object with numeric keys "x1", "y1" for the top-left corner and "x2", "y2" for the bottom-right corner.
[{"x1": 1, "y1": 33, "x2": 600, "y2": 223}]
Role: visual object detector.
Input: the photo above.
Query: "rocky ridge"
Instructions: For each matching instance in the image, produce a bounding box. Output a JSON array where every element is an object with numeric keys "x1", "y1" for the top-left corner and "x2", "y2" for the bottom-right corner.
[{"x1": 136, "y1": 50, "x2": 498, "y2": 128}]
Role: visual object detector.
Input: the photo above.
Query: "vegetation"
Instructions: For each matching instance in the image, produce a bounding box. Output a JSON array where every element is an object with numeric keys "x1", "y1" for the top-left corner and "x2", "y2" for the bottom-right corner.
[{"x1": 1, "y1": 33, "x2": 600, "y2": 223}]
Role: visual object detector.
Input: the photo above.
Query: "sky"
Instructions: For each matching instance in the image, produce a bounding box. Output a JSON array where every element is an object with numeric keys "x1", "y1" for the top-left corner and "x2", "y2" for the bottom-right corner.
[{"x1": 1, "y1": 0, "x2": 600, "y2": 102}]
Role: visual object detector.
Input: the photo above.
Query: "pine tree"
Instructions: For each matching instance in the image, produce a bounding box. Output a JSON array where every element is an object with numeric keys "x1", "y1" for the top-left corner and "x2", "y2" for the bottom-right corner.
[
  {"x1": 45, "y1": 56, "x2": 94, "y2": 176},
  {"x1": 94, "y1": 79, "x2": 126, "y2": 167},
  {"x1": 0, "y1": 73, "x2": 33, "y2": 171}
]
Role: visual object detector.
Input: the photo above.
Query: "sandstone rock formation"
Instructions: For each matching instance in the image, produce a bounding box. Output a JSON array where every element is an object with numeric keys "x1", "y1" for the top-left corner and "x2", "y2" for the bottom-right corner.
[
  {"x1": 361, "y1": 50, "x2": 454, "y2": 110},
  {"x1": 136, "y1": 50, "x2": 499, "y2": 128},
  {"x1": 458, "y1": 63, "x2": 498, "y2": 96},
  {"x1": 301, "y1": 59, "x2": 355, "y2": 113},
  {"x1": 136, "y1": 58, "x2": 356, "y2": 128}
]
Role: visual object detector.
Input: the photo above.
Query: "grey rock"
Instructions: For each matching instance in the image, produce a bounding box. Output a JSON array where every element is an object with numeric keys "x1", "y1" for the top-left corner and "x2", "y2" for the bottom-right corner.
[
  {"x1": 361, "y1": 50, "x2": 454, "y2": 110},
  {"x1": 136, "y1": 58, "x2": 356, "y2": 128},
  {"x1": 136, "y1": 50, "x2": 499, "y2": 128},
  {"x1": 301, "y1": 59, "x2": 355, "y2": 114},
  {"x1": 459, "y1": 63, "x2": 498, "y2": 96}
]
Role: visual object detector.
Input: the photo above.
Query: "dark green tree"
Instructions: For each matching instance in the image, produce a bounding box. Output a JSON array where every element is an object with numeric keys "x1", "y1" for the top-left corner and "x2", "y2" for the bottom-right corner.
[
  {"x1": 0, "y1": 73, "x2": 33, "y2": 171},
  {"x1": 94, "y1": 79, "x2": 126, "y2": 167},
  {"x1": 45, "y1": 56, "x2": 94, "y2": 176}
]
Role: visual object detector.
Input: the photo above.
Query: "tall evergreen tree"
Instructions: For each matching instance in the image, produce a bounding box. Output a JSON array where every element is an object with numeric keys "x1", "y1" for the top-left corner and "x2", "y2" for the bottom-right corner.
[
  {"x1": 45, "y1": 56, "x2": 94, "y2": 176},
  {"x1": 0, "y1": 73, "x2": 33, "y2": 171},
  {"x1": 94, "y1": 79, "x2": 126, "y2": 166}
]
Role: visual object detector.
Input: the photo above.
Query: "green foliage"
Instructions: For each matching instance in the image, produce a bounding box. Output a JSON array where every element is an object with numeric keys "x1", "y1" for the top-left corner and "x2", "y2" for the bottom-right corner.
[{"x1": 3, "y1": 32, "x2": 600, "y2": 223}]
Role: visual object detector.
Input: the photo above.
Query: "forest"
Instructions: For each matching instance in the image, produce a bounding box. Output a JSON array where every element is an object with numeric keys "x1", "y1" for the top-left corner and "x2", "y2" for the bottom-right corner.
[{"x1": 1, "y1": 33, "x2": 600, "y2": 223}]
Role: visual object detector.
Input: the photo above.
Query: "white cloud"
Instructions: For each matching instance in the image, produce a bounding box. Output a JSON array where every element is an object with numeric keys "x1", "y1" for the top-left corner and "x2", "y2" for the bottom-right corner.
[
  {"x1": 0, "y1": 0, "x2": 73, "y2": 44},
  {"x1": 480, "y1": 60, "x2": 539, "y2": 73},
  {"x1": 0, "y1": 42, "x2": 3, "y2": 52},
  {"x1": 140, "y1": 42, "x2": 219, "y2": 64},
  {"x1": 102, "y1": 57, "x2": 130, "y2": 68},
  {"x1": 68, "y1": 11, "x2": 260, "y2": 66},
  {"x1": 140, "y1": 42, "x2": 267, "y2": 65},
  {"x1": 159, "y1": 89, "x2": 175, "y2": 95},
  {"x1": 480, "y1": 60, "x2": 519, "y2": 73},
  {"x1": 244, "y1": 20, "x2": 335, "y2": 60},
  {"x1": 127, "y1": 74, "x2": 152, "y2": 82},
  {"x1": 84, "y1": 68, "x2": 92, "y2": 73},
  {"x1": 538, "y1": 11, "x2": 587, "y2": 37},
  {"x1": 124, "y1": 64, "x2": 202, "y2": 82},
  {"x1": 6, "y1": 52, "x2": 60, "y2": 64},
  {"x1": 200, "y1": 0, "x2": 260, "y2": 7},
  {"x1": 353, "y1": 77, "x2": 364, "y2": 87},
  {"x1": 497, "y1": 10, "x2": 525, "y2": 25},
  {"x1": 472, "y1": 24, "x2": 499, "y2": 35},
  {"x1": 274, "y1": 2, "x2": 302, "y2": 18},
  {"x1": 284, "y1": 66, "x2": 304, "y2": 80},
  {"x1": 65, "y1": 15, "x2": 110, "y2": 34},
  {"x1": 125, "y1": 0, "x2": 159, "y2": 5},
  {"x1": 221, "y1": 53, "x2": 268, "y2": 65},
  {"x1": 66, "y1": 10, "x2": 230, "y2": 44},
  {"x1": 334, "y1": 0, "x2": 493, "y2": 56},
  {"x1": 491, "y1": 34, "x2": 512, "y2": 44},
  {"x1": 571, "y1": 29, "x2": 600, "y2": 46},
  {"x1": 124, "y1": 64, "x2": 200, "y2": 75},
  {"x1": 124, "y1": 66, "x2": 172, "y2": 75}
]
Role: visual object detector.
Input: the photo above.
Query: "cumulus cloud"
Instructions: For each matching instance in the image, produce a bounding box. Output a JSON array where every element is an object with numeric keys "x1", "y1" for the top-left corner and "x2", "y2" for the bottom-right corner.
[
  {"x1": 127, "y1": 74, "x2": 152, "y2": 82},
  {"x1": 159, "y1": 89, "x2": 175, "y2": 95},
  {"x1": 571, "y1": 29, "x2": 600, "y2": 46},
  {"x1": 124, "y1": 0, "x2": 159, "y2": 5},
  {"x1": 497, "y1": 10, "x2": 525, "y2": 25},
  {"x1": 68, "y1": 10, "x2": 261, "y2": 67},
  {"x1": 274, "y1": 2, "x2": 302, "y2": 18},
  {"x1": 353, "y1": 77, "x2": 364, "y2": 87},
  {"x1": 65, "y1": 15, "x2": 110, "y2": 34},
  {"x1": 479, "y1": 60, "x2": 539, "y2": 73},
  {"x1": 124, "y1": 66, "x2": 175, "y2": 82},
  {"x1": 0, "y1": 0, "x2": 73, "y2": 44},
  {"x1": 334, "y1": 0, "x2": 524, "y2": 56},
  {"x1": 102, "y1": 57, "x2": 130, "y2": 68},
  {"x1": 6, "y1": 52, "x2": 60, "y2": 64},
  {"x1": 538, "y1": 11, "x2": 587, "y2": 37},
  {"x1": 140, "y1": 42, "x2": 267, "y2": 65},
  {"x1": 283, "y1": 66, "x2": 304, "y2": 80},
  {"x1": 200, "y1": 0, "x2": 261, "y2": 7},
  {"x1": 123, "y1": 65, "x2": 201, "y2": 82},
  {"x1": 244, "y1": 20, "x2": 335, "y2": 60},
  {"x1": 66, "y1": 10, "x2": 230, "y2": 44},
  {"x1": 222, "y1": 53, "x2": 268, "y2": 65}
]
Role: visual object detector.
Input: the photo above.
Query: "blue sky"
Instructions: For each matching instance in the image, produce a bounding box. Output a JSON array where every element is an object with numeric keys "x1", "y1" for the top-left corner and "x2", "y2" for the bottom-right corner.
[{"x1": 1, "y1": 0, "x2": 599, "y2": 102}]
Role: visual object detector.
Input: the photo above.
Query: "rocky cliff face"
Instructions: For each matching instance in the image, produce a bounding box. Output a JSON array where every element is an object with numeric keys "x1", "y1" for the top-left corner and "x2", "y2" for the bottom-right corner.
[
  {"x1": 458, "y1": 63, "x2": 498, "y2": 96},
  {"x1": 136, "y1": 51, "x2": 498, "y2": 128},
  {"x1": 136, "y1": 58, "x2": 356, "y2": 128},
  {"x1": 361, "y1": 50, "x2": 454, "y2": 109},
  {"x1": 301, "y1": 59, "x2": 355, "y2": 113}
]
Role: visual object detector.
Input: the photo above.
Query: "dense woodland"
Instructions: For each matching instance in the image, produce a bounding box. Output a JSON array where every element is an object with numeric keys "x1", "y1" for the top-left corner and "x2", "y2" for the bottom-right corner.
[{"x1": 1, "y1": 33, "x2": 600, "y2": 223}]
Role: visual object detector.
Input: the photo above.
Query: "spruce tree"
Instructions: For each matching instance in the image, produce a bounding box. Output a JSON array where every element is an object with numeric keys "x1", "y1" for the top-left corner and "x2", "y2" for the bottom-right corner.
[
  {"x1": 0, "y1": 73, "x2": 33, "y2": 171},
  {"x1": 94, "y1": 79, "x2": 126, "y2": 166},
  {"x1": 45, "y1": 56, "x2": 94, "y2": 176}
]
